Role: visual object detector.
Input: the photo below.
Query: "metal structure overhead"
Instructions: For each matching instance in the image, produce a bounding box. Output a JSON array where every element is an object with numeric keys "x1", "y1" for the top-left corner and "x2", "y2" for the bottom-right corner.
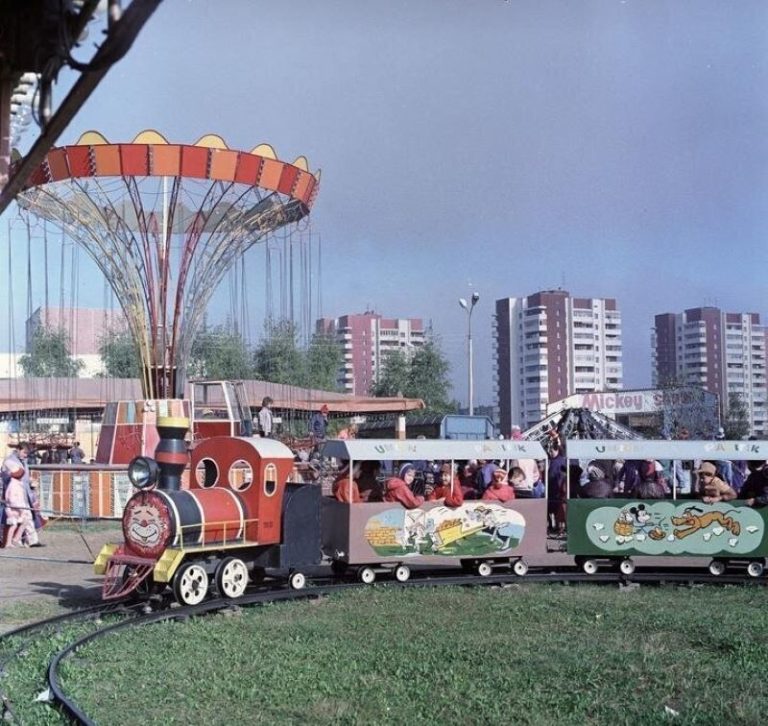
[
  {"x1": 524, "y1": 407, "x2": 644, "y2": 452},
  {"x1": 0, "y1": 0, "x2": 163, "y2": 216},
  {"x1": 16, "y1": 130, "x2": 321, "y2": 400}
]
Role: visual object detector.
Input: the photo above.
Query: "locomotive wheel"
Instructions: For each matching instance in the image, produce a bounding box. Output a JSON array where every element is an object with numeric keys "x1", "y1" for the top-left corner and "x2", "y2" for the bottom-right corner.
[
  {"x1": 358, "y1": 566, "x2": 376, "y2": 584},
  {"x1": 476, "y1": 562, "x2": 493, "y2": 577},
  {"x1": 581, "y1": 559, "x2": 599, "y2": 575},
  {"x1": 394, "y1": 565, "x2": 411, "y2": 583},
  {"x1": 747, "y1": 561, "x2": 764, "y2": 578},
  {"x1": 618, "y1": 558, "x2": 635, "y2": 576},
  {"x1": 289, "y1": 571, "x2": 307, "y2": 590},
  {"x1": 215, "y1": 557, "x2": 249, "y2": 599},
  {"x1": 173, "y1": 562, "x2": 209, "y2": 606},
  {"x1": 330, "y1": 560, "x2": 349, "y2": 576},
  {"x1": 512, "y1": 559, "x2": 528, "y2": 577},
  {"x1": 708, "y1": 559, "x2": 726, "y2": 576}
]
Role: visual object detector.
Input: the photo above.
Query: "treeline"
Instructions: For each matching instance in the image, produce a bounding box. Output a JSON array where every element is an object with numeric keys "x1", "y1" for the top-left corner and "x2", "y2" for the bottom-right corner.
[{"x1": 20, "y1": 320, "x2": 456, "y2": 414}]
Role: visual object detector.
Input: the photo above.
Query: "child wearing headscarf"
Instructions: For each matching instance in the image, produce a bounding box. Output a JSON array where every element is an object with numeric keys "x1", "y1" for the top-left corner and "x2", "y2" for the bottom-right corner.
[{"x1": 384, "y1": 463, "x2": 425, "y2": 508}]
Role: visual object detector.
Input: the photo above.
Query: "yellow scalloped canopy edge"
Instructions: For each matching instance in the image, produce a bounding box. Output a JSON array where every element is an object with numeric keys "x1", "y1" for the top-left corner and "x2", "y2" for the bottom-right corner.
[
  {"x1": 193, "y1": 133, "x2": 228, "y2": 149},
  {"x1": 72, "y1": 130, "x2": 317, "y2": 175},
  {"x1": 134, "y1": 130, "x2": 170, "y2": 145}
]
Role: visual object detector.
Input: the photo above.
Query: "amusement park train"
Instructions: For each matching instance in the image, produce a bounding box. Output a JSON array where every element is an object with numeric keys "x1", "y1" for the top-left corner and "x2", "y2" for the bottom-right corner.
[{"x1": 95, "y1": 417, "x2": 768, "y2": 605}]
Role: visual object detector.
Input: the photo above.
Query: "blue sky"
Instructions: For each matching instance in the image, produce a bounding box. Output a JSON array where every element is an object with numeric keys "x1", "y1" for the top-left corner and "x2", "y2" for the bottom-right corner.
[{"x1": 3, "y1": 0, "x2": 768, "y2": 406}]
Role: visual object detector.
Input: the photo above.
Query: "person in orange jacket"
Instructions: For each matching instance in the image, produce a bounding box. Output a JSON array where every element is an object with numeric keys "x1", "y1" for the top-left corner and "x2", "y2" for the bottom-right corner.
[
  {"x1": 333, "y1": 462, "x2": 363, "y2": 503},
  {"x1": 384, "y1": 463, "x2": 424, "y2": 508},
  {"x1": 427, "y1": 464, "x2": 464, "y2": 507},
  {"x1": 482, "y1": 468, "x2": 516, "y2": 503}
]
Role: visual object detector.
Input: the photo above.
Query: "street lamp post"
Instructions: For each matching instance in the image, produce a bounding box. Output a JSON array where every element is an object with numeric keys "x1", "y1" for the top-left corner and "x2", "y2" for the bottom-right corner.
[{"x1": 459, "y1": 292, "x2": 480, "y2": 416}]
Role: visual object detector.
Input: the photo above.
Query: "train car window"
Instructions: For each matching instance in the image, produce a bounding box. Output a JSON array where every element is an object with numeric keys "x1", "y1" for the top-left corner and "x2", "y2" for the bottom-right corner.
[
  {"x1": 264, "y1": 463, "x2": 278, "y2": 497},
  {"x1": 195, "y1": 458, "x2": 219, "y2": 488},
  {"x1": 230, "y1": 459, "x2": 253, "y2": 492}
]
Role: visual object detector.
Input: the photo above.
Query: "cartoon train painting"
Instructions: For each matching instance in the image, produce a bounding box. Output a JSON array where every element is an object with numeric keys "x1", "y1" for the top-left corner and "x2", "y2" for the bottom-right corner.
[{"x1": 362, "y1": 503, "x2": 526, "y2": 557}]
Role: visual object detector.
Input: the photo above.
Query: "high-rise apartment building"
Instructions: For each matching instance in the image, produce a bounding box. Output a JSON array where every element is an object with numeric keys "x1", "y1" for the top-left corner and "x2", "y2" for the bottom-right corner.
[
  {"x1": 316, "y1": 312, "x2": 426, "y2": 395},
  {"x1": 494, "y1": 290, "x2": 623, "y2": 433},
  {"x1": 652, "y1": 307, "x2": 767, "y2": 436}
]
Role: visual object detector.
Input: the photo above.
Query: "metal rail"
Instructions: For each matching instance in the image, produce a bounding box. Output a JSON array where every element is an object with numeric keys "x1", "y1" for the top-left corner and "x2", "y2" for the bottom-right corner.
[{"x1": 0, "y1": 599, "x2": 144, "y2": 724}]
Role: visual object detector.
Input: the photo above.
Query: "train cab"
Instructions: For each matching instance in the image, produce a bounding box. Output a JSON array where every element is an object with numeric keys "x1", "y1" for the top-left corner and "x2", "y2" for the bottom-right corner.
[
  {"x1": 564, "y1": 438, "x2": 768, "y2": 576},
  {"x1": 319, "y1": 438, "x2": 549, "y2": 581},
  {"x1": 190, "y1": 380, "x2": 255, "y2": 441}
]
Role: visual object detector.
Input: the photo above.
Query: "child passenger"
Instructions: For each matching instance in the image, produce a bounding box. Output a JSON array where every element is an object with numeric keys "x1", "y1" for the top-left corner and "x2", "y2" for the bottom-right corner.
[
  {"x1": 481, "y1": 468, "x2": 517, "y2": 503},
  {"x1": 384, "y1": 464, "x2": 425, "y2": 509},
  {"x1": 427, "y1": 464, "x2": 463, "y2": 507},
  {"x1": 696, "y1": 461, "x2": 737, "y2": 504},
  {"x1": 358, "y1": 460, "x2": 383, "y2": 502},
  {"x1": 333, "y1": 462, "x2": 363, "y2": 503}
]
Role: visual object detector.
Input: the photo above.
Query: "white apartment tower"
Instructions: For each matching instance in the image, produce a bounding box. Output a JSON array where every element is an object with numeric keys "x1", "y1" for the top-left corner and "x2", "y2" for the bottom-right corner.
[
  {"x1": 652, "y1": 307, "x2": 767, "y2": 436},
  {"x1": 316, "y1": 312, "x2": 426, "y2": 396},
  {"x1": 494, "y1": 290, "x2": 623, "y2": 433}
]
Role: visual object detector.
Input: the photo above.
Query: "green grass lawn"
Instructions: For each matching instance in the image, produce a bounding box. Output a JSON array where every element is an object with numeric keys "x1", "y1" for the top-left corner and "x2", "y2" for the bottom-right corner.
[{"x1": 45, "y1": 583, "x2": 768, "y2": 725}]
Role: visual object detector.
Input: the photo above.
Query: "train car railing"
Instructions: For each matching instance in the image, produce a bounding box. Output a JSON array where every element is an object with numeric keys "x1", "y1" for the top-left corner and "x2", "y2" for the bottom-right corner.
[{"x1": 175, "y1": 517, "x2": 260, "y2": 549}]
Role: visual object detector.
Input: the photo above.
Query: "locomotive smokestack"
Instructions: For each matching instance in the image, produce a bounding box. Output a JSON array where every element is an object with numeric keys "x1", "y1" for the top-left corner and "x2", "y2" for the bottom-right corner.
[{"x1": 154, "y1": 416, "x2": 190, "y2": 491}]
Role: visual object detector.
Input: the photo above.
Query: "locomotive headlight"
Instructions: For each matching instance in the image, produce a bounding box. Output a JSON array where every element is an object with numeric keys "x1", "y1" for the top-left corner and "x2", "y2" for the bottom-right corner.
[{"x1": 128, "y1": 456, "x2": 160, "y2": 490}]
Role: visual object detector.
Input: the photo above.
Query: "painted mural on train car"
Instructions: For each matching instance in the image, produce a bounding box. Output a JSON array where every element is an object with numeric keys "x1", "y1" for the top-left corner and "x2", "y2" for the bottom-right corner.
[
  {"x1": 579, "y1": 502, "x2": 765, "y2": 555},
  {"x1": 363, "y1": 503, "x2": 526, "y2": 557}
]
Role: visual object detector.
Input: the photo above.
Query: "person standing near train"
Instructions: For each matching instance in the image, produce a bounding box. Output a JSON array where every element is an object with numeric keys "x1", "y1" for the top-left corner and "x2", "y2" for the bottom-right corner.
[
  {"x1": 258, "y1": 397, "x2": 274, "y2": 438},
  {"x1": 69, "y1": 441, "x2": 85, "y2": 464},
  {"x1": 309, "y1": 405, "x2": 329, "y2": 445},
  {"x1": 2, "y1": 458, "x2": 37, "y2": 547}
]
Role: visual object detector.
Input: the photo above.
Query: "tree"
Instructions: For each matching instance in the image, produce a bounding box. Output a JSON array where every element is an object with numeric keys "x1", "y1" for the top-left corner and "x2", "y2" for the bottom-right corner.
[
  {"x1": 407, "y1": 341, "x2": 453, "y2": 413},
  {"x1": 252, "y1": 319, "x2": 344, "y2": 391},
  {"x1": 371, "y1": 349, "x2": 410, "y2": 397},
  {"x1": 98, "y1": 328, "x2": 141, "y2": 378},
  {"x1": 252, "y1": 320, "x2": 305, "y2": 385},
  {"x1": 19, "y1": 325, "x2": 84, "y2": 377},
  {"x1": 190, "y1": 324, "x2": 254, "y2": 380},
  {"x1": 372, "y1": 340, "x2": 453, "y2": 415},
  {"x1": 305, "y1": 333, "x2": 343, "y2": 392},
  {"x1": 723, "y1": 392, "x2": 751, "y2": 439}
]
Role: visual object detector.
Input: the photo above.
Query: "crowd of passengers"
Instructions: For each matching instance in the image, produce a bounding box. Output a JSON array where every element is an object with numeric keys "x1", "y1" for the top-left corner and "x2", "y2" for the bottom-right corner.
[
  {"x1": 329, "y1": 448, "x2": 768, "y2": 542},
  {"x1": 331, "y1": 458, "x2": 546, "y2": 507},
  {"x1": 569, "y1": 457, "x2": 762, "y2": 502},
  {"x1": 324, "y1": 417, "x2": 768, "y2": 548}
]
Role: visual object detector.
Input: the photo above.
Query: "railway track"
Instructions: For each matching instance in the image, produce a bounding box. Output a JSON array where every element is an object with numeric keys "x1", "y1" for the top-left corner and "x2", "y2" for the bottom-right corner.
[
  {"x1": 0, "y1": 600, "x2": 146, "y2": 724},
  {"x1": 4, "y1": 567, "x2": 765, "y2": 724}
]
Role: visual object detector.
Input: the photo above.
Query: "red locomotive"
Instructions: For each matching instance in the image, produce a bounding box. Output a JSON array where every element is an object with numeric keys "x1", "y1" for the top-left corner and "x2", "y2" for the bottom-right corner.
[{"x1": 95, "y1": 416, "x2": 321, "y2": 604}]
